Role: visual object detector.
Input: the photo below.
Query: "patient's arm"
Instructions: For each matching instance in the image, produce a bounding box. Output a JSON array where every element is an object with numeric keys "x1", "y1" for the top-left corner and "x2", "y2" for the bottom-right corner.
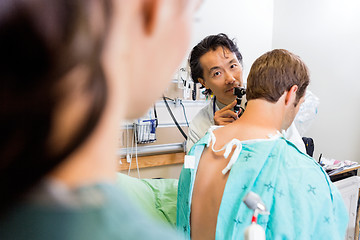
[{"x1": 190, "y1": 146, "x2": 231, "y2": 240}]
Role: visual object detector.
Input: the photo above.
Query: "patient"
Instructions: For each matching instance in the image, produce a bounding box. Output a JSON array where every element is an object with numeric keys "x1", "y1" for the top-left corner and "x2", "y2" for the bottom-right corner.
[{"x1": 177, "y1": 49, "x2": 348, "y2": 239}]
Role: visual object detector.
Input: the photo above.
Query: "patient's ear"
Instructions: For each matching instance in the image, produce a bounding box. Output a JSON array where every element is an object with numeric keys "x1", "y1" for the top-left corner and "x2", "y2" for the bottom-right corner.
[{"x1": 284, "y1": 85, "x2": 298, "y2": 106}]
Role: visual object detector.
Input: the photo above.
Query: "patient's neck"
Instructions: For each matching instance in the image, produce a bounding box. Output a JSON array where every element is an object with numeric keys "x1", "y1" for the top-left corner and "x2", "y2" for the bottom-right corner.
[
  {"x1": 238, "y1": 99, "x2": 283, "y2": 131},
  {"x1": 210, "y1": 98, "x2": 285, "y2": 153}
]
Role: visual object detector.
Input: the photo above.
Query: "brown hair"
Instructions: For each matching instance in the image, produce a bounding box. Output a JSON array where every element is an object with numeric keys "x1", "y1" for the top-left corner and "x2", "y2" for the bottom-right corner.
[
  {"x1": 0, "y1": 0, "x2": 112, "y2": 217},
  {"x1": 246, "y1": 49, "x2": 310, "y2": 105}
]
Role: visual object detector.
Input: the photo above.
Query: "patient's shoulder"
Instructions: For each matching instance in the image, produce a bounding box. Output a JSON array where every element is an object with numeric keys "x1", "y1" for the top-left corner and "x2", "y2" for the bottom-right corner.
[
  {"x1": 279, "y1": 139, "x2": 331, "y2": 187},
  {"x1": 281, "y1": 138, "x2": 315, "y2": 164}
]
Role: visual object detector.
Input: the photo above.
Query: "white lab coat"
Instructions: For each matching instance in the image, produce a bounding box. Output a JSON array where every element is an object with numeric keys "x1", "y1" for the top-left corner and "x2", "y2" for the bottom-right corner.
[{"x1": 186, "y1": 98, "x2": 307, "y2": 154}]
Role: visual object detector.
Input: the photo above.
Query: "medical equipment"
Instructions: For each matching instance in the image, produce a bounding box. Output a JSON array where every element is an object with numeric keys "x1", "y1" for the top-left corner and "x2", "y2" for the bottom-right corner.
[
  {"x1": 134, "y1": 119, "x2": 157, "y2": 144},
  {"x1": 192, "y1": 82, "x2": 197, "y2": 101},
  {"x1": 177, "y1": 67, "x2": 186, "y2": 89},
  {"x1": 163, "y1": 95, "x2": 188, "y2": 140},
  {"x1": 133, "y1": 106, "x2": 158, "y2": 144},
  {"x1": 294, "y1": 90, "x2": 319, "y2": 136},
  {"x1": 233, "y1": 87, "x2": 246, "y2": 116},
  {"x1": 127, "y1": 108, "x2": 158, "y2": 178},
  {"x1": 123, "y1": 123, "x2": 141, "y2": 178},
  {"x1": 130, "y1": 125, "x2": 140, "y2": 178},
  {"x1": 177, "y1": 67, "x2": 192, "y2": 100},
  {"x1": 243, "y1": 191, "x2": 268, "y2": 240}
]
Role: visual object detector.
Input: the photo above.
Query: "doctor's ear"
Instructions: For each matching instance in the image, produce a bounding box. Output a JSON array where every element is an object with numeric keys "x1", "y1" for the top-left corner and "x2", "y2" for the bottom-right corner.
[
  {"x1": 198, "y1": 78, "x2": 206, "y2": 88},
  {"x1": 284, "y1": 85, "x2": 298, "y2": 106}
]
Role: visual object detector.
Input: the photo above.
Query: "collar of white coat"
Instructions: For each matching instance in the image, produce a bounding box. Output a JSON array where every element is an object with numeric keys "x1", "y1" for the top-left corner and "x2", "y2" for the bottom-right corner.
[{"x1": 205, "y1": 126, "x2": 282, "y2": 175}]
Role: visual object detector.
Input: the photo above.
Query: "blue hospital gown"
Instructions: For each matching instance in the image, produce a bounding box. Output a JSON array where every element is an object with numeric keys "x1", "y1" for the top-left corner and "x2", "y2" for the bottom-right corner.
[{"x1": 177, "y1": 130, "x2": 348, "y2": 239}]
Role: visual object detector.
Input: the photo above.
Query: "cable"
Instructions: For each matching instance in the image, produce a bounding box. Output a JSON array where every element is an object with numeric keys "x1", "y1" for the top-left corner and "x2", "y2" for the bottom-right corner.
[
  {"x1": 163, "y1": 96, "x2": 174, "y2": 101},
  {"x1": 163, "y1": 96, "x2": 189, "y2": 128},
  {"x1": 134, "y1": 128, "x2": 140, "y2": 179},
  {"x1": 180, "y1": 101, "x2": 189, "y2": 127},
  {"x1": 128, "y1": 123, "x2": 135, "y2": 175},
  {"x1": 162, "y1": 95, "x2": 188, "y2": 140},
  {"x1": 153, "y1": 105, "x2": 158, "y2": 128}
]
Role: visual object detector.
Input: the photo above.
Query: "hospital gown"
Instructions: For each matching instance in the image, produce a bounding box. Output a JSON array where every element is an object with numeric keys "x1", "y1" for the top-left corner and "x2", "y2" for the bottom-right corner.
[{"x1": 177, "y1": 128, "x2": 348, "y2": 239}]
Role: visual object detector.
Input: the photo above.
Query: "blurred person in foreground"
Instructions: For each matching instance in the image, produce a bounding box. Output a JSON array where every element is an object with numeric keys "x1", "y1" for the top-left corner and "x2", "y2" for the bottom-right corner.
[{"x1": 0, "y1": 0, "x2": 199, "y2": 239}]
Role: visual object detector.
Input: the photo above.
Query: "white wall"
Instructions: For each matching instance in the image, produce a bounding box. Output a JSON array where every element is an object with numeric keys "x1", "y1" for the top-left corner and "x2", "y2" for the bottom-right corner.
[
  {"x1": 272, "y1": 0, "x2": 360, "y2": 161},
  {"x1": 186, "y1": 0, "x2": 274, "y2": 80}
]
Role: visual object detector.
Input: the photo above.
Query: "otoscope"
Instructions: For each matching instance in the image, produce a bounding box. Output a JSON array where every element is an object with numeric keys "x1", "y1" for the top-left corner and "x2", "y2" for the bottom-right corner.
[{"x1": 233, "y1": 87, "x2": 246, "y2": 116}]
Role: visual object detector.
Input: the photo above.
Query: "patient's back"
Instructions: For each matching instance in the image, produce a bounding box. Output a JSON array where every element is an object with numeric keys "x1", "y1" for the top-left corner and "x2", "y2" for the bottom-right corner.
[
  {"x1": 190, "y1": 123, "x2": 275, "y2": 240},
  {"x1": 190, "y1": 145, "x2": 230, "y2": 240},
  {"x1": 187, "y1": 125, "x2": 348, "y2": 240}
]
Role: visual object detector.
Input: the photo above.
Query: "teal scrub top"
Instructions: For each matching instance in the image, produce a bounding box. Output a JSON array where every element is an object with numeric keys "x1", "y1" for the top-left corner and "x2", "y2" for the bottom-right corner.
[{"x1": 0, "y1": 182, "x2": 183, "y2": 240}]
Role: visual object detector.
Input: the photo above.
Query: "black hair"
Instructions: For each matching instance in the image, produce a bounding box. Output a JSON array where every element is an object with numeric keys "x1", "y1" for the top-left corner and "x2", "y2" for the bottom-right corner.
[
  {"x1": 189, "y1": 33, "x2": 242, "y2": 95},
  {"x1": 0, "y1": 0, "x2": 112, "y2": 217}
]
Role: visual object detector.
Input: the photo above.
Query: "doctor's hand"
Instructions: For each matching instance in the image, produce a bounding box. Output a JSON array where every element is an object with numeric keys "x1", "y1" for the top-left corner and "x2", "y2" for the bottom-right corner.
[{"x1": 214, "y1": 100, "x2": 242, "y2": 126}]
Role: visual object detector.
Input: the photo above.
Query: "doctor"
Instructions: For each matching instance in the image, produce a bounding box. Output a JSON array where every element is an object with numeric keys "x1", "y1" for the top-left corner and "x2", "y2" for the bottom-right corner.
[{"x1": 186, "y1": 33, "x2": 306, "y2": 153}]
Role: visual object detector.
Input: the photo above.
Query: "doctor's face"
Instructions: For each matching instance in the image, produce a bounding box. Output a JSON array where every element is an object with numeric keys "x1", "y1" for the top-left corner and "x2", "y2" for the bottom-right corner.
[{"x1": 198, "y1": 47, "x2": 243, "y2": 105}]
